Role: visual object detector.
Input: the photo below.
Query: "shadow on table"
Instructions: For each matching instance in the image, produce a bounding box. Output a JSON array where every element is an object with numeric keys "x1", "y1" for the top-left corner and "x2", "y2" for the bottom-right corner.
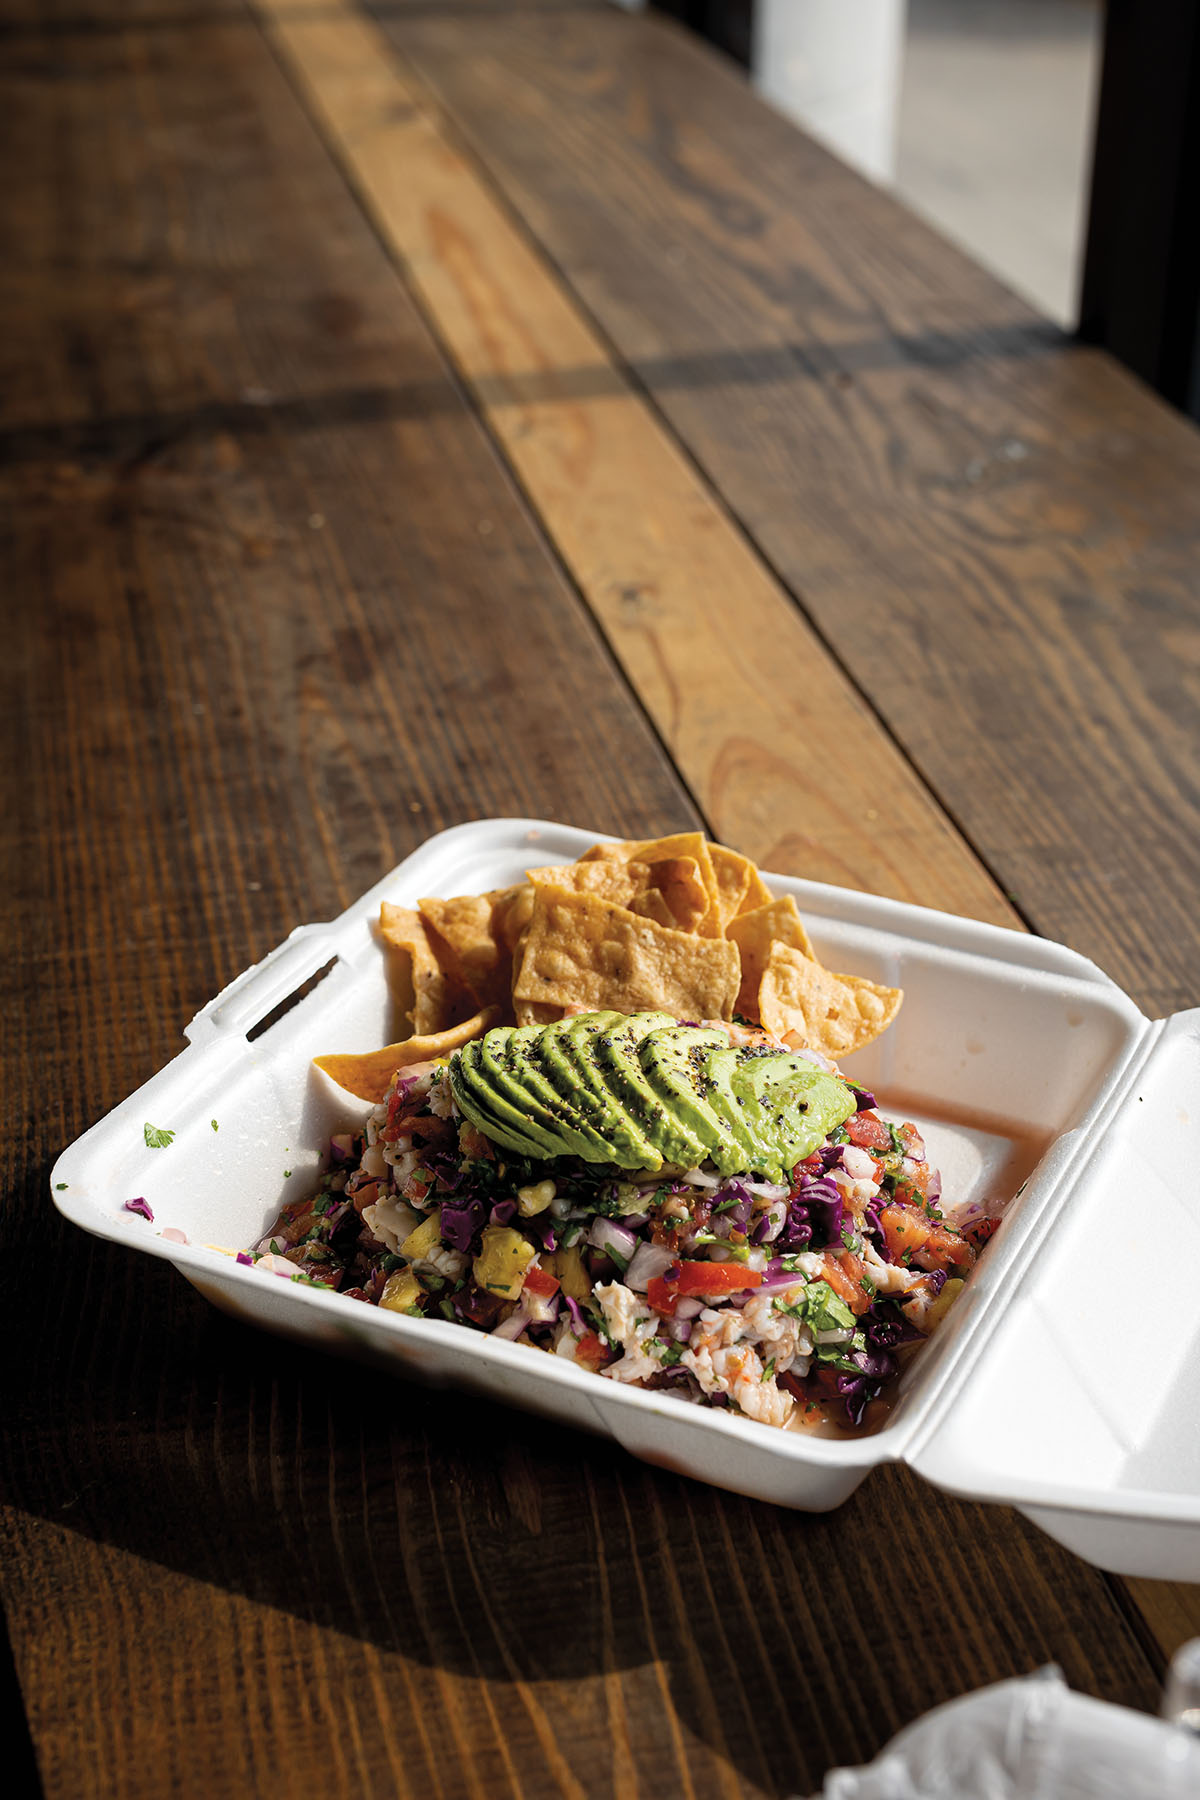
[{"x1": 6, "y1": 1226, "x2": 1162, "y2": 1799}]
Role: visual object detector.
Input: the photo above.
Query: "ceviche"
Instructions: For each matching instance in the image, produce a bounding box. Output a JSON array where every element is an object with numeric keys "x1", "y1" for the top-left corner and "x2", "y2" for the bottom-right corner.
[{"x1": 241, "y1": 835, "x2": 1000, "y2": 1432}]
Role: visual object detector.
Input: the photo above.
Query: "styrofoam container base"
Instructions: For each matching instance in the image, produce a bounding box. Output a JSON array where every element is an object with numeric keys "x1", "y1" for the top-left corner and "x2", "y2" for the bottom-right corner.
[{"x1": 51, "y1": 820, "x2": 1200, "y2": 1578}]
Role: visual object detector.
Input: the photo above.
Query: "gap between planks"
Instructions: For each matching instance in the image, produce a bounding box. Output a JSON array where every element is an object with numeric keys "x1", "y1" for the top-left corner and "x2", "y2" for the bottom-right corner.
[
  {"x1": 253, "y1": 0, "x2": 1200, "y2": 1670},
  {"x1": 254, "y1": 0, "x2": 1016, "y2": 923}
]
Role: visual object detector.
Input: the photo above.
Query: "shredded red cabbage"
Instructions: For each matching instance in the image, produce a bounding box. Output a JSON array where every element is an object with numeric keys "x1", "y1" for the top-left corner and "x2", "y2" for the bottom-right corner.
[{"x1": 123, "y1": 1197, "x2": 154, "y2": 1221}]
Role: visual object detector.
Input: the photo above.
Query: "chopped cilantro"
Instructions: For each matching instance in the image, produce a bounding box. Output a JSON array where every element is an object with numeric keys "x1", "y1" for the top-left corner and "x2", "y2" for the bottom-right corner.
[
  {"x1": 55, "y1": 1182, "x2": 68, "y2": 1191},
  {"x1": 761, "y1": 1358, "x2": 776, "y2": 1382},
  {"x1": 283, "y1": 1169, "x2": 292, "y2": 1179},
  {"x1": 143, "y1": 1123, "x2": 175, "y2": 1149},
  {"x1": 210, "y1": 1119, "x2": 219, "y2": 1132},
  {"x1": 657, "y1": 1341, "x2": 684, "y2": 1366}
]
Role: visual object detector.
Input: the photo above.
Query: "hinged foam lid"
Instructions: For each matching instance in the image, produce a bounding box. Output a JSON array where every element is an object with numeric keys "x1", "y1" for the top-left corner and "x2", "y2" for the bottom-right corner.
[{"x1": 909, "y1": 1007, "x2": 1200, "y2": 1579}]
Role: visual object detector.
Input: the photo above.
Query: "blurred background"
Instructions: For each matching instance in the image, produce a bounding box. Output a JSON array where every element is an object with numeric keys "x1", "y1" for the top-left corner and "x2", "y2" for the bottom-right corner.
[{"x1": 638, "y1": 0, "x2": 1200, "y2": 420}]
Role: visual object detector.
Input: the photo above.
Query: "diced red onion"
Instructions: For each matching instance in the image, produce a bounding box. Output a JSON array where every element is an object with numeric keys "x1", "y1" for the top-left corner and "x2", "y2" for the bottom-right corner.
[
  {"x1": 564, "y1": 1296, "x2": 587, "y2": 1337},
  {"x1": 756, "y1": 1270, "x2": 809, "y2": 1294},
  {"x1": 491, "y1": 1310, "x2": 529, "y2": 1340},
  {"x1": 679, "y1": 1167, "x2": 722, "y2": 1189},
  {"x1": 742, "y1": 1180, "x2": 790, "y2": 1201},
  {"x1": 161, "y1": 1226, "x2": 189, "y2": 1244},
  {"x1": 674, "y1": 1295, "x2": 705, "y2": 1321},
  {"x1": 624, "y1": 1241, "x2": 678, "y2": 1293},
  {"x1": 523, "y1": 1289, "x2": 560, "y2": 1326},
  {"x1": 586, "y1": 1216, "x2": 638, "y2": 1268}
]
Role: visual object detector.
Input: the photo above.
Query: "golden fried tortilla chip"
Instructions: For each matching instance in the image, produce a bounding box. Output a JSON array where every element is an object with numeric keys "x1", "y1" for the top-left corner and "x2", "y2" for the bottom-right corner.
[
  {"x1": 378, "y1": 902, "x2": 455, "y2": 1034},
  {"x1": 707, "y1": 843, "x2": 752, "y2": 928},
  {"x1": 708, "y1": 841, "x2": 775, "y2": 924},
  {"x1": 491, "y1": 883, "x2": 534, "y2": 954},
  {"x1": 314, "y1": 1008, "x2": 500, "y2": 1102},
  {"x1": 579, "y1": 833, "x2": 724, "y2": 938},
  {"x1": 727, "y1": 897, "x2": 815, "y2": 1020},
  {"x1": 418, "y1": 887, "x2": 529, "y2": 1019},
  {"x1": 514, "y1": 998, "x2": 563, "y2": 1027},
  {"x1": 758, "y1": 943, "x2": 902, "y2": 1058},
  {"x1": 513, "y1": 886, "x2": 738, "y2": 1020},
  {"x1": 526, "y1": 858, "x2": 708, "y2": 935}
]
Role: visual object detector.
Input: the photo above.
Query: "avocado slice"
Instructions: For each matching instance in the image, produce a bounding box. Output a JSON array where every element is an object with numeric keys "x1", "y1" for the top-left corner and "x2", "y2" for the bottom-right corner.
[
  {"x1": 485, "y1": 1024, "x2": 621, "y2": 1164},
  {"x1": 474, "y1": 1025, "x2": 605, "y2": 1164},
  {"x1": 450, "y1": 1039, "x2": 552, "y2": 1160},
  {"x1": 690, "y1": 1044, "x2": 762, "y2": 1175},
  {"x1": 592, "y1": 1012, "x2": 711, "y2": 1169},
  {"x1": 638, "y1": 1026, "x2": 740, "y2": 1174},
  {"x1": 728, "y1": 1049, "x2": 857, "y2": 1179},
  {"x1": 538, "y1": 1013, "x2": 665, "y2": 1171}
]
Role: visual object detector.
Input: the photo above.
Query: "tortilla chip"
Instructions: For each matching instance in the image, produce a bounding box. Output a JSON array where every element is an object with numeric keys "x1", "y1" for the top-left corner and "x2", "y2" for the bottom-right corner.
[
  {"x1": 526, "y1": 857, "x2": 708, "y2": 935},
  {"x1": 314, "y1": 1008, "x2": 500, "y2": 1102},
  {"x1": 417, "y1": 888, "x2": 524, "y2": 1019},
  {"x1": 378, "y1": 902, "x2": 459, "y2": 1034},
  {"x1": 578, "y1": 841, "x2": 630, "y2": 863},
  {"x1": 579, "y1": 833, "x2": 724, "y2": 938},
  {"x1": 727, "y1": 897, "x2": 815, "y2": 1019},
  {"x1": 758, "y1": 943, "x2": 902, "y2": 1058},
  {"x1": 513, "y1": 886, "x2": 739, "y2": 1019},
  {"x1": 514, "y1": 998, "x2": 563, "y2": 1027},
  {"x1": 707, "y1": 843, "x2": 753, "y2": 928},
  {"x1": 491, "y1": 883, "x2": 534, "y2": 954},
  {"x1": 737, "y1": 868, "x2": 775, "y2": 915},
  {"x1": 707, "y1": 841, "x2": 775, "y2": 922}
]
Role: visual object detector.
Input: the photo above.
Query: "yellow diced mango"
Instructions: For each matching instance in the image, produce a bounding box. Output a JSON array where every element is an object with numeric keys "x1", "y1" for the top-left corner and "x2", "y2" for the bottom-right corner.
[
  {"x1": 541, "y1": 1244, "x2": 591, "y2": 1303},
  {"x1": 379, "y1": 1269, "x2": 423, "y2": 1313},
  {"x1": 400, "y1": 1212, "x2": 442, "y2": 1261},
  {"x1": 473, "y1": 1225, "x2": 536, "y2": 1299}
]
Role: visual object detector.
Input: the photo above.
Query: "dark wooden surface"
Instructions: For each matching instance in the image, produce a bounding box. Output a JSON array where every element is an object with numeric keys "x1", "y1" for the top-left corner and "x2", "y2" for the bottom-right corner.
[
  {"x1": 4, "y1": 3, "x2": 1198, "y2": 1797},
  {"x1": 388, "y1": 4, "x2": 1200, "y2": 1018}
]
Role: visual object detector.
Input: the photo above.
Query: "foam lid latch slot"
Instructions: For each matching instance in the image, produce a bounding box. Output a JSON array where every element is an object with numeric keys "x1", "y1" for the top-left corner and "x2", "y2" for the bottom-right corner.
[{"x1": 186, "y1": 926, "x2": 342, "y2": 1042}]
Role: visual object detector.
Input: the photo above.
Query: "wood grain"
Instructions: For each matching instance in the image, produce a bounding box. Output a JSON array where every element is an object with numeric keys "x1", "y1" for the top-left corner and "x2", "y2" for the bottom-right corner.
[
  {"x1": 269, "y1": 0, "x2": 1200, "y2": 1660},
  {"x1": 385, "y1": 4, "x2": 1200, "y2": 1021},
  {"x1": 261, "y1": 0, "x2": 1018, "y2": 924},
  {"x1": 1, "y1": 9, "x2": 1187, "y2": 1800}
]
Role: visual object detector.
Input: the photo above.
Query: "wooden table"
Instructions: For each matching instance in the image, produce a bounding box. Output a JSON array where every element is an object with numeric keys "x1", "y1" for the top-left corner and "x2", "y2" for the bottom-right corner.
[{"x1": 6, "y1": 2, "x2": 1200, "y2": 1794}]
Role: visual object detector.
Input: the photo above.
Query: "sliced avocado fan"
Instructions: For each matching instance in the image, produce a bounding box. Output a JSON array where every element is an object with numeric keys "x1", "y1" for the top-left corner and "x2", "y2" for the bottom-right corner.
[{"x1": 448, "y1": 1012, "x2": 857, "y2": 1176}]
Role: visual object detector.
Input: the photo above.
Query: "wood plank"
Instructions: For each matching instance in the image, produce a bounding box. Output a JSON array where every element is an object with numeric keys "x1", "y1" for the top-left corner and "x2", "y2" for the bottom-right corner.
[
  {"x1": 260, "y1": 0, "x2": 1018, "y2": 925},
  {"x1": 260, "y1": 0, "x2": 1200, "y2": 1668},
  {"x1": 383, "y1": 4, "x2": 1200, "y2": 1022},
  {"x1": 0, "y1": 15, "x2": 1176, "y2": 1800},
  {"x1": 0, "y1": 18, "x2": 713, "y2": 1799}
]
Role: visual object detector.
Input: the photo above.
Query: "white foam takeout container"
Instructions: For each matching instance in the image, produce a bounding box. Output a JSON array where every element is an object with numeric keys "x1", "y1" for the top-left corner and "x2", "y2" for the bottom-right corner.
[{"x1": 51, "y1": 820, "x2": 1200, "y2": 1579}]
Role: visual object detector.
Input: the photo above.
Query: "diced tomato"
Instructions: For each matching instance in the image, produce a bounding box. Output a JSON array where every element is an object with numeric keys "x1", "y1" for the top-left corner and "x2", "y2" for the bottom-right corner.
[
  {"x1": 963, "y1": 1214, "x2": 1000, "y2": 1251},
  {"x1": 348, "y1": 1181, "x2": 380, "y2": 1215},
  {"x1": 897, "y1": 1121, "x2": 926, "y2": 1159},
  {"x1": 646, "y1": 1260, "x2": 762, "y2": 1317},
  {"x1": 879, "y1": 1203, "x2": 972, "y2": 1273},
  {"x1": 646, "y1": 1273, "x2": 680, "y2": 1316},
  {"x1": 457, "y1": 1121, "x2": 494, "y2": 1161},
  {"x1": 821, "y1": 1248, "x2": 872, "y2": 1316},
  {"x1": 844, "y1": 1112, "x2": 893, "y2": 1153},
  {"x1": 522, "y1": 1263, "x2": 560, "y2": 1300},
  {"x1": 679, "y1": 1261, "x2": 762, "y2": 1296},
  {"x1": 791, "y1": 1152, "x2": 825, "y2": 1181},
  {"x1": 574, "y1": 1330, "x2": 611, "y2": 1371}
]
